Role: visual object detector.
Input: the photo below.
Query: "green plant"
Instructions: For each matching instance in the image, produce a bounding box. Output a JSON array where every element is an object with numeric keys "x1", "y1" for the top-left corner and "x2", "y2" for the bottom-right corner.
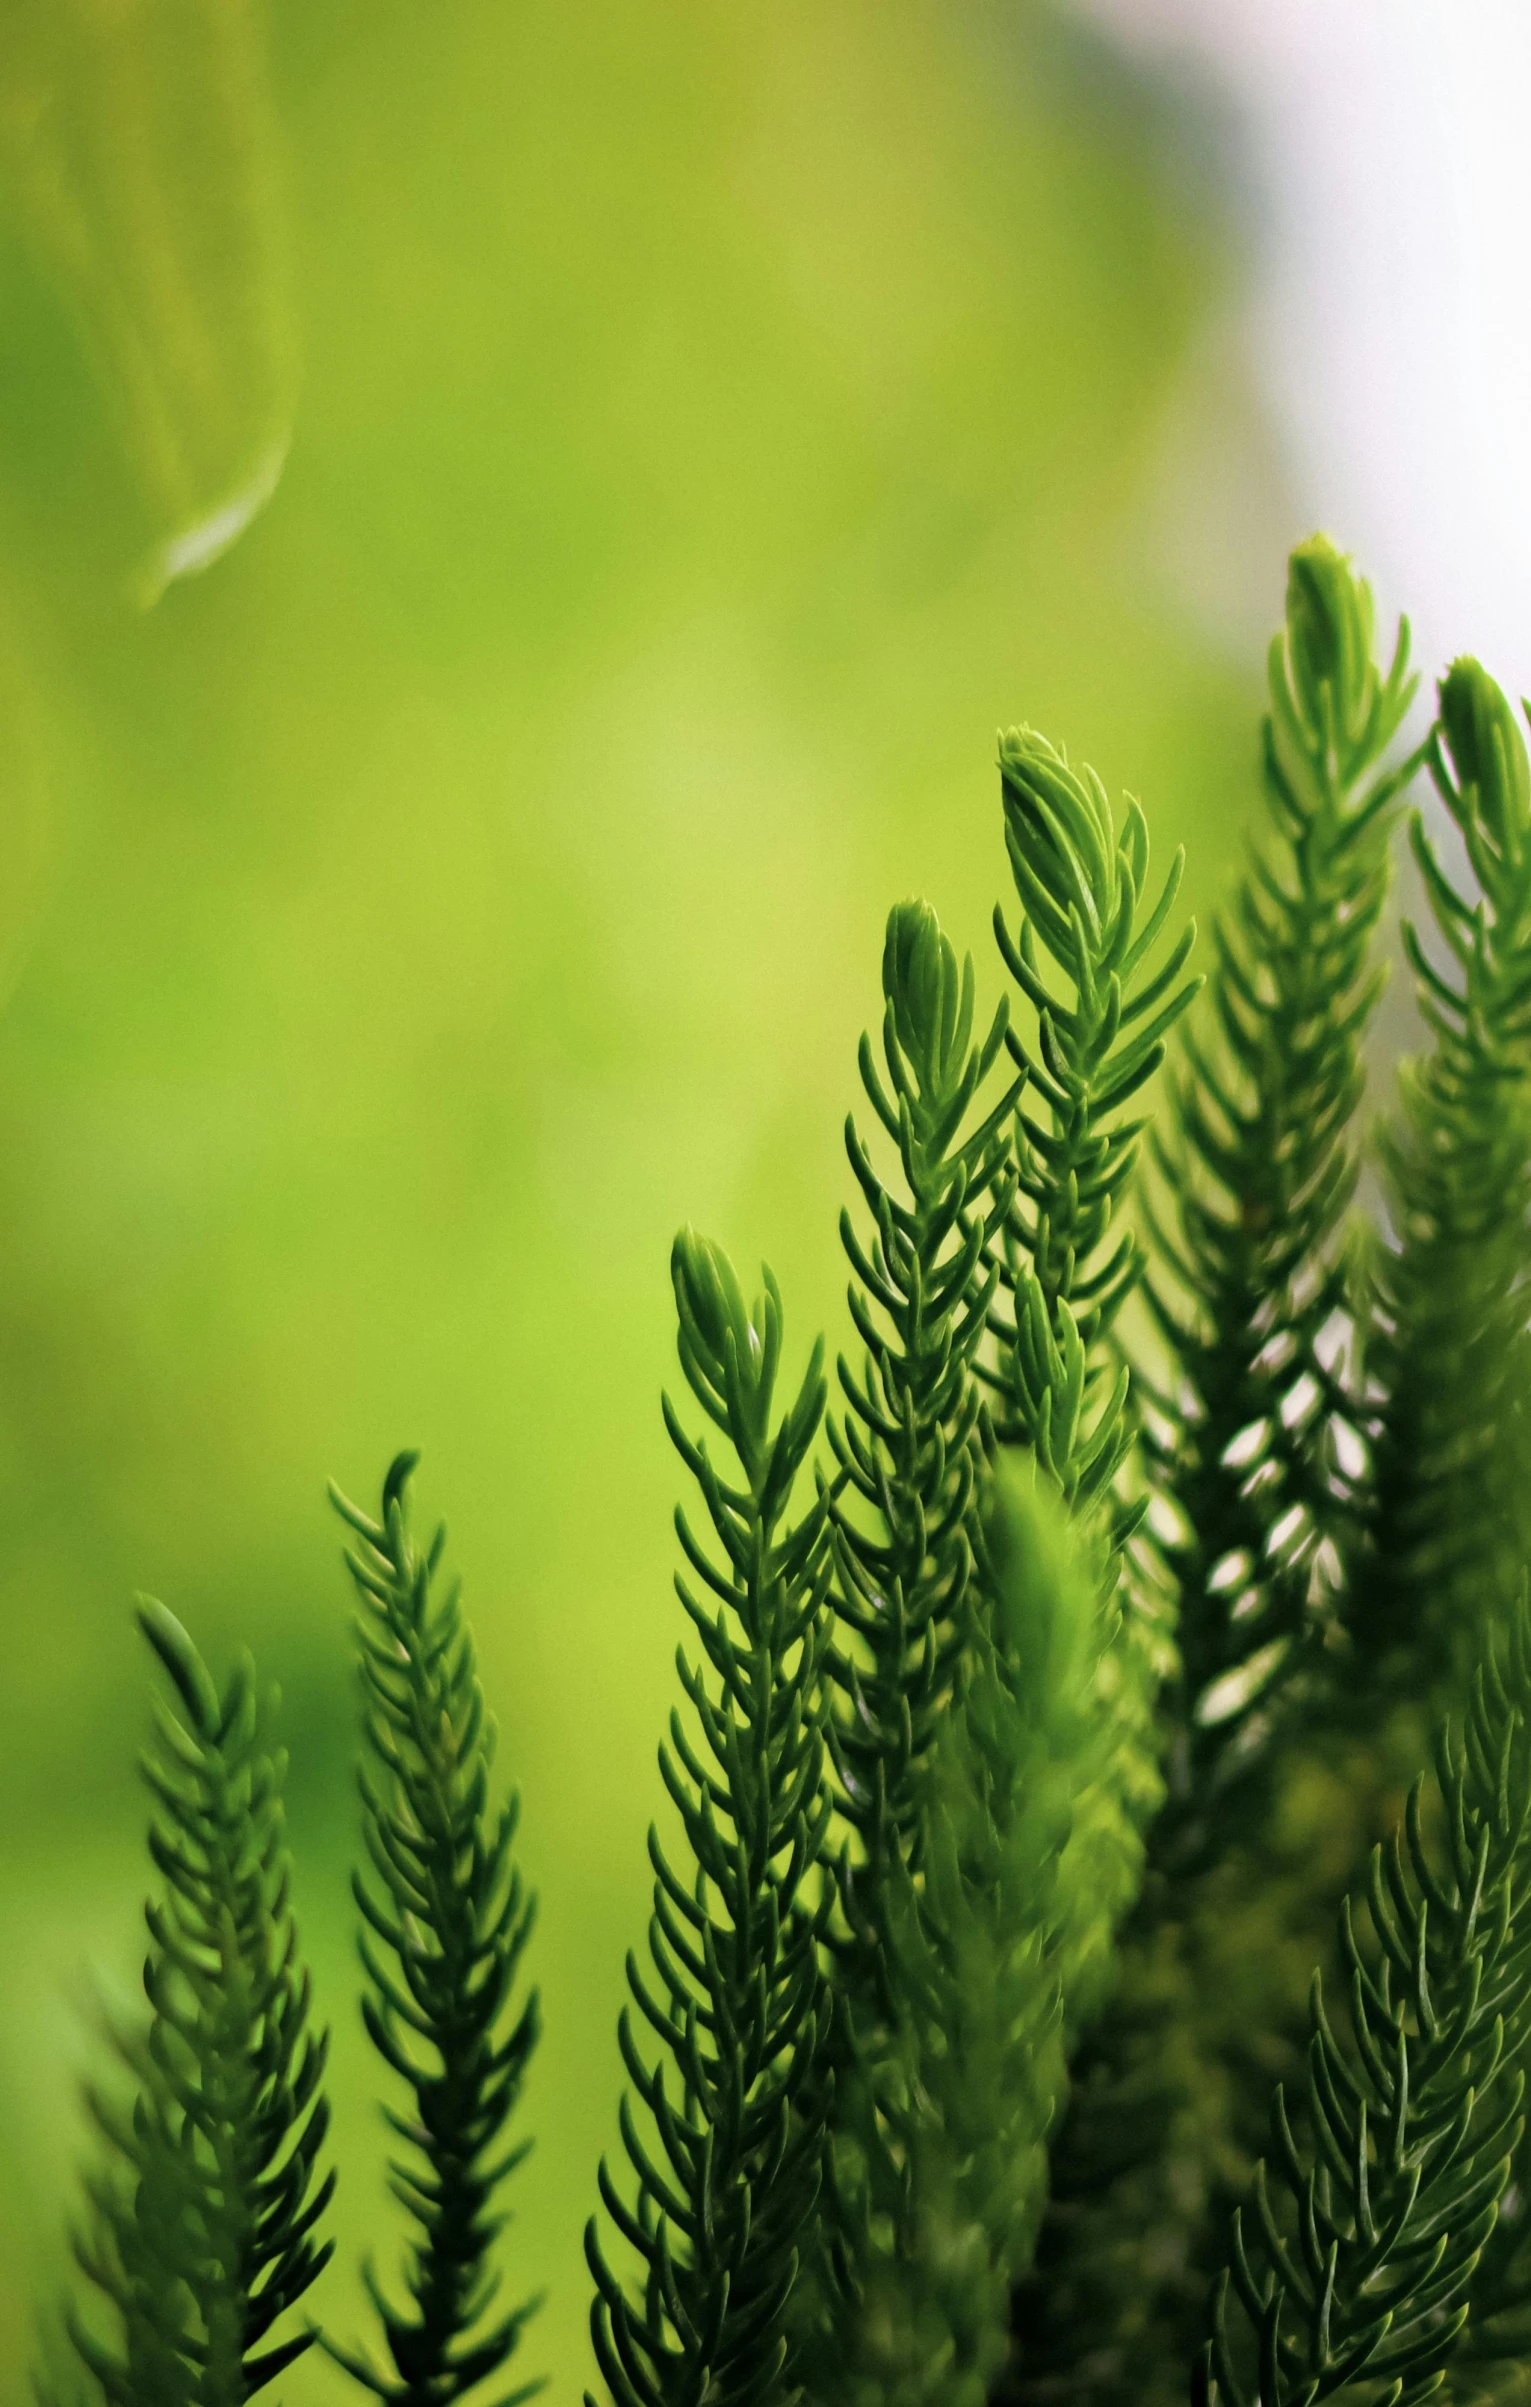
[
  {"x1": 322, "y1": 1454, "x2": 542, "y2": 2407},
  {"x1": 818, "y1": 1462, "x2": 1123, "y2": 2407},
  {"x1": 1199, "y1": 1599, "x2": 1531, "y2": 2407},
  {"x1": 584, "y1": 1233, "x2": 835, "y2": 2407},
  {"x1": 806, "y1": 899, "x2": 1021, "y2": 2392},
  {"x1": 989, "y1": 719, "x2": 1199, "y2": 1506},
  {"x1": 1003, "y1": 540, "x2": 1422, "y2": 2407},
  {"x1": 1357, "y1": 660, "x2": 1531, "y2": 1693},
  {"x1": 1147, "y1": 535, "x2": 1416, "y2": 1838},
  {"x1": 44, "y1": 532, "x2": 1531, "y2": 2407},
  {"x1": 45, "y1": 1604, "x2": 334, "y2": 2407},
  {"x1": 825, "y1": 897, "x2": 1015, "y2": 1989}
]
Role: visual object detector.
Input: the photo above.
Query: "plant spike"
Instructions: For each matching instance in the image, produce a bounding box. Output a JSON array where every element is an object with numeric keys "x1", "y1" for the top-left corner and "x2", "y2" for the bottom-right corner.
[
  {"x1": 988, "y1": 722, "x2": 1201, "y2": 2011},
  {"x1": 985, "y1": 715, "x2": 1201, "y2": 2407},
  {"x1": 1146, "y1": 533, "x2": 1418, "y2": 1859},
  {"x1": 1198, "y1": 1597, "x2": 1531, "y2": 2407},
  {"x1": 1355, "y1": 657, "x2": 1531, "y2": 1696},
  {"x1": 585, "y1": 1232, "x2": 834, "y2": 2407},
  {"x1": 986, "y1": 716, "x2": 1201, "y2": 1921},
  {"x1": 988, "y1": 719, "x2": 1201, "y2": 1511},
  {"x1": 45, "y1": 1604, "x2": 334, "y2": 2407},
  {"x1": 321, "y1": 1453, "x2": 542, "y2": 2407},
  {"x1": 1347, "y1": 661, "x2": 1531, "y2": 2392},
  {"x1": 823, "y1": 897, "x2": 1017, "y2": 1977},
  {"x1": 806, "y1": 898, "x2": 1019, "y2": 2393}
]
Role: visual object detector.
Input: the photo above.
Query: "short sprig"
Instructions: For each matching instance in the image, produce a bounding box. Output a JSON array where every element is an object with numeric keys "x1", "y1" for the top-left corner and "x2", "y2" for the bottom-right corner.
[
  {"x1": 49, "y1": 1605, "x2": 334, "y2": 2407},
  {"x1": 989, "y1": 723, "x2": 1199, "y2": 1505},
  {"x1": 323, "y1": 1453, "x2": 542, "y2": 2407}
]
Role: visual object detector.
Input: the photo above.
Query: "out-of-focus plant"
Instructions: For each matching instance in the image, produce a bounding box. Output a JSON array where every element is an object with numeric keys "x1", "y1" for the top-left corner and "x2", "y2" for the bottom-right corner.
[
  {"x1": 41, "y1": 531, "x2": 1531, "y2": 2407},
  {"x1": 42, "y1": 1605, "x2": 333, "y2": 2406},
  {"x1": 0, "y1": 0, "x2": 295, "y2": 597}
]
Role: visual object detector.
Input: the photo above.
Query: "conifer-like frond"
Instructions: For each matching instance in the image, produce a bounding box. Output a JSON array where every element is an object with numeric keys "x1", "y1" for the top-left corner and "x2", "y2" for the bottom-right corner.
[
  {"x1": 989, "y1": 724, "x2": 1200, "y2": 1508},
  {"x1": 988, "y1": 727, "x2": 1200, "y2": 2075},
  {"x1": 1005, "y1": 541, "x2": 1415, "y2": 2407},
  {"x1": 826, "y1": 1465, "x2": 1125, "y2": 2407},
  {"x1": 585, "y1": 1233, "x2": 833, "y2": 2407},
  {"x1": 49, "y1": 1604, "x2": 334, "y2": 2407},
  {"x1": 322, "y1": 1454, "x2": 542, "y2": 2407},
  {"x1": 826, "y1": 896, "x2": 1018, "y2": 1964},
  {"x1": 807, "y1": 897, "x2": 1018, "y2": 2387},
  {"x1": 1198, "y1": 1600, "x2": 1531, "y2": 2407},
  {"x1": 987, "y1": 724, "x2": 1200, "y2": 1930},
  {"x1": 1356, "y1": 658, "x2": 1531, "y2": 1692},
  {"x1": 1146, "y1": 534, "x2": 1416, "y2": 1853}
]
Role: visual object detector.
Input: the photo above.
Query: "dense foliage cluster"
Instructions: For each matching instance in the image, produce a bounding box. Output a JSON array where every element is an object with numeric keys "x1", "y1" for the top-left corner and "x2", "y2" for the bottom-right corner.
[{"x1": 40, "y1": 536, "x2": 1531, "y2": 2407}]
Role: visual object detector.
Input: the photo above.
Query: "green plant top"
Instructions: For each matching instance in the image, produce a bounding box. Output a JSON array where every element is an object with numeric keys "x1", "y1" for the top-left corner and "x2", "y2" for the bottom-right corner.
[
  {"x1": 322, "y1": 1454, "x2": 542, "y2": 2407},
  {"x1": 585, "y1": 1233, "x2": 834, "y2": 2407},
  {"x1": 1144, "y1": 534, "x2": 1417, "y2": 1861},
  {"x1": 827, "y1": 897, "x2": 1017, "y2": 1975},
  {"x1": 1360, "y1": 658, "x2": 1531, "y2": 1693},
  {"x1": 45, "y1": 1605, "x2": 333, "y2": 2407},
  {"x1": 990, "y1": 722, "x2": 1200, "y2": 1510}
]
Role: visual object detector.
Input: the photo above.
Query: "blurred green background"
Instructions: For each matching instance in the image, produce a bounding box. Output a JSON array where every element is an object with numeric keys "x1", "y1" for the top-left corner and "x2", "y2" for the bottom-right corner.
[{"x1": 0, "y1": 1, "x2": 1271, "y2": 2395}]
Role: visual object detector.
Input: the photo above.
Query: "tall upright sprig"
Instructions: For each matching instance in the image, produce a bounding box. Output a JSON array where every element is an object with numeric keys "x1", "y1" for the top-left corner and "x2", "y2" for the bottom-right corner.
[
  {"x1": 1357, "y1": 658, "x2": 1531, "y2": 1694},
  {"x1": 808, "y1": 898, "x2": 1018, "y2": 2390},
  {"x1": 586, "y1": 1234, "x2": 833, "y2": 2407},
  {"x1": 1004, "y1": 543, "x2": 1414, "y2": 2407},
  {"x1": 983, "y1": 727, "x2": 1199, "y2": 2407},
  {"x1": 1198, "y1": 1600, "x2": 1531, "y2": 2407},
  {"x1": 989, "y1": 724, "x2": 1200, "y2": 1511},
  {"x1": 825, "y1": 897, "x2": 1017, "y2": 1981},
  {"x1": 322, "y1": 1454, "x2": 542, "y2": 2407},
  {"x1": 49, "y1": 1604, "x2": 334, "y2": 2407},
  {"x1": 1146, "y1": 535, "x2": 1416, "y2": 1855},
  {"x1": 988, "y1": 722, "x2": 1202, "y2": 1970}
]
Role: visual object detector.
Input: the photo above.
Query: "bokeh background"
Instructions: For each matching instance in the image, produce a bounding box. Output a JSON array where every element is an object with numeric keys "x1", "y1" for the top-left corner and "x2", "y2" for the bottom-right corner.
[{"x1": 0, "y1": 1, "x2": 1516, "y2": 2397}]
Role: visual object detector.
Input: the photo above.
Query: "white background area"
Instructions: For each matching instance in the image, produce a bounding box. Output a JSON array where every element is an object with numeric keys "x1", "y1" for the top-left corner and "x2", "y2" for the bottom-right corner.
[{"x1": 1085, "y1": 0, "x2": 1531, "y2": 701}]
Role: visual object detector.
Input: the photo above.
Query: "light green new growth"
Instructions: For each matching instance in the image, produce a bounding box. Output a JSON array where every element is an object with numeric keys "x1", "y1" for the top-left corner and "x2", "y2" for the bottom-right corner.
[
  {"x1": 828, "y1": 1464, "x2": 1125, "y2": 2407},
  {"x1": 1359, "y1": 657, "x2": 1531, "y2": 1693},
  {"x1": 324, "y1": 1454, "x2": 542, "y2": 2407},
  {"x1": 586, "y1": 1233, "x2": 834, "y2": 2407},
  {"x1": 47, "y1": 1604, "x2": 334, "y2": 2407}
]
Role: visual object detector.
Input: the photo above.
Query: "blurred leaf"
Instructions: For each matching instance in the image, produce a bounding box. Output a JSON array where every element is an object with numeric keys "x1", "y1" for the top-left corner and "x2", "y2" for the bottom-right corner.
[{"x1": 0, "y1": 0, "x2": 295, "y2": 596}]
